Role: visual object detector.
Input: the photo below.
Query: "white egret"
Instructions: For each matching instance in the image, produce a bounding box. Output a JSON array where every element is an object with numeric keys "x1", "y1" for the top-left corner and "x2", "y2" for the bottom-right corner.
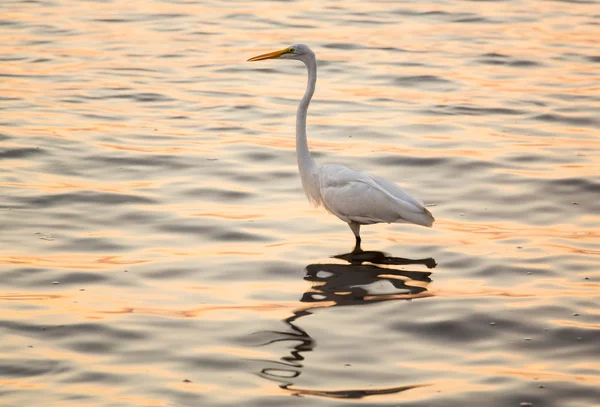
[{"x1": 248, "y1": 44, "x2": 434, "y2": 251}]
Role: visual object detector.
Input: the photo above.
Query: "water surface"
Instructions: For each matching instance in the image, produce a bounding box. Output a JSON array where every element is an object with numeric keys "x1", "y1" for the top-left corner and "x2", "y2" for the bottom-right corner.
[{"x1": 1, "y1": 0, "x2": 599, "y2": 406}]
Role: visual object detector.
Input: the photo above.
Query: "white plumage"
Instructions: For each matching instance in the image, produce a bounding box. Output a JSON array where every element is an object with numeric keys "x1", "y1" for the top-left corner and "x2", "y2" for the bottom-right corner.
[
  {"x1": 317, "y1": 164, "x2": 433, "y2": 227},
  {"x1": 248, "y1": 44, "x2": 434, "y2": 251}
]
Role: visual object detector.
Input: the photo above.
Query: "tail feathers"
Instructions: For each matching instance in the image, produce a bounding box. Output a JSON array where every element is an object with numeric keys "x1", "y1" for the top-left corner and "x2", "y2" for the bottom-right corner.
[
  {"x1": 396, "y1": 205, "x2": 434, "y2": 227},
  {"x1": 422, "y1": 207, "x2": 435, "y2": 227}
]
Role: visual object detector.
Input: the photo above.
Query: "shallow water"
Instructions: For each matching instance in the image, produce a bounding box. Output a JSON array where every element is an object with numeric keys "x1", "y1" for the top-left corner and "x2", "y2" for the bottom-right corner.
[{"x1": 1, "y1": 0, "x2": 599, "y2": 406}]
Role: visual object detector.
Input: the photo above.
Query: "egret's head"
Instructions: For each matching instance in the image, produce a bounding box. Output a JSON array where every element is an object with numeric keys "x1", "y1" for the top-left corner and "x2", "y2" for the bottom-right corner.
[{"x1": 247, "y1": 44, "x2": 314, "y2": 63}]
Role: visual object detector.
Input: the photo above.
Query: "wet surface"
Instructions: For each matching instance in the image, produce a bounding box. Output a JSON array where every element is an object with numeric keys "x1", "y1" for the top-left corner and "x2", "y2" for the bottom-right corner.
[{"x1": 1, "y1": 0, "x2": 599, "y2": 405}]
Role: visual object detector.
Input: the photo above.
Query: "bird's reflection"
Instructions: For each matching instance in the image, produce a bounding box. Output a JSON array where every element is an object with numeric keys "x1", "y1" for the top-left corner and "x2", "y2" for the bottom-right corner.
[{"x1": 255, "y1": 249, "x2": 436, "y2": 399}]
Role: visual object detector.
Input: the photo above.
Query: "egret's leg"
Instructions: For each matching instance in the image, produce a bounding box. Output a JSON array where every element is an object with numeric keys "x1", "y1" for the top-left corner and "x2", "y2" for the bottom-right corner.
[{"x1": 348, "y1": 222, "x2": 362, "y2": 253}]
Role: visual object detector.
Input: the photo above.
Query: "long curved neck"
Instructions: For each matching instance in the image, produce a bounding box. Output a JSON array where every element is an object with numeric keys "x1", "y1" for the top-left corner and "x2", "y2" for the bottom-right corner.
[{"x1": 296, "y1": 55, "x2": 317, "y2": 173}]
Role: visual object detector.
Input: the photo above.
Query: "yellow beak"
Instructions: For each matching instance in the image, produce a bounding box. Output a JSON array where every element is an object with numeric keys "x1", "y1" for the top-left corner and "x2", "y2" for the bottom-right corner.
[{"x1": 247, "y1": 47, "x2": 292, "y2": 62}]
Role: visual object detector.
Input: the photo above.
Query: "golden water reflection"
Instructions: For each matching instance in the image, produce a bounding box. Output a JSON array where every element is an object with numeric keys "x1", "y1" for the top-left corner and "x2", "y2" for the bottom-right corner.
[{"x1": 1, "y1": 0, "x2": 599, "y2": 405}]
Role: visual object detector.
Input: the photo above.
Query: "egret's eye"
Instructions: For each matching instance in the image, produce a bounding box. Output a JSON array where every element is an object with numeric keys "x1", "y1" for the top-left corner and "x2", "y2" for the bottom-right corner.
[{"x1": 289, "y1": 47, "x2": 295, "y2": 53}]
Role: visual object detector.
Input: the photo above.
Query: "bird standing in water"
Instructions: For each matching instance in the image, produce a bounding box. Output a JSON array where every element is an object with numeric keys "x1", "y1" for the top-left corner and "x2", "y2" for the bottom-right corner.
[{"x1": 248, "y1": 44, "x2": 434, "y2": 252}]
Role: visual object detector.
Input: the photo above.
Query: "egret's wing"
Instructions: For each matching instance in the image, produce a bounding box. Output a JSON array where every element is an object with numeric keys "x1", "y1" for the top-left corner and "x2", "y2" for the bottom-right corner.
[
  {"x1": 363, "y1": 172, "x2": 435, "y2": 226},
  {"x1": 318, "y1": 164, "x2": 434, "y2": 227},
  {"x1": 369, "y1": 174, "x2": 424, "y2": 207}
]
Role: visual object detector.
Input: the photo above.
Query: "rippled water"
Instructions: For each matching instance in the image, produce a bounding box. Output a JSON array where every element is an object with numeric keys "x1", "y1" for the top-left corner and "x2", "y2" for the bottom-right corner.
[{"x1": 1, "y1": 0, "x2": 599, "y2": 406}]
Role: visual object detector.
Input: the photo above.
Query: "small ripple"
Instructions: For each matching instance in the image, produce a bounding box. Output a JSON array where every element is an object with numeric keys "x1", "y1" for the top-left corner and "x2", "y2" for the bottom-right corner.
[
  {"x1": 453, "y1": 16, "x2": 493, "y2": 23},
  {"x1": 87, "y1": 154, "x2": 191, "y2": 170},
  {"x1": 323, "y1": 43, "x2": 364, "y2": 50},
  {"x1": 158, "y1": 223, "x2": 217, "y2": 236},
  {"x1": 214, "y1": 230, "x2": 271, "y2": 242},
  {"x1": 344, "y1": 18, "x2": 391, "y2": 25},
  {"x1": 482, "y1": 52, "x2": 508, "y2": 58},
  {"x1": 0, "y1": 359, "x2": 70, "y2": 377},
  {"x1": 476, "y1": 53, "x2": 541, "y2": 67},
  {"x1": 54, "y1": 238, "x2": 129, "y2": 252},
  {"x1": 393, "y1": 318, "x2": 496, "y2": 343},
  {"x1": 232, "y1": 173, "x2": 263, "y2": 183},
  {"x1": 23, "y1": 40, "x2": 53, "y2": 46},
  {"x1": 63, "y1": 371, "x2": 125, "y2": 385},
  {"x1": 20, "y1": 191, "x2": 156, "y2": 207},
  {"x1": 374, "y1": 155, "x2": 466, "y2": 168},
  {"x1": 31, "y1": 24, "x2": 78, "y2": 37},
  {"x1": 66, "y1": 323, "x2": 147, "y2": 340},
  {"x1": 393, "y1": 75, "x2": 455, "y2": 89},
  {"x1": 505, "y1": 153, "x2": 558, "y2": 164},
  {"x1": 144, "y1": 267, "x2": 196, "y2": 280},
  {"x1": 508, "y1": 60, "x2": 540, "y2": 67},
  {"x1": 243, "y1": 151, "x2": 280, "y2": 162},
  {"x1": 78, "y1": 92, "x2": 173, "y2": 103},
  {"x1": 158, "y1": 54, "x2": 184, "y2": 59},
  {"x1": 218, "y1": 66, "x2": 254, "y2": 74},
  {"x1": 66, "y1": 341, "x2": 119, "y2": 354},
  {"x1": 4, "y1": 270, "x2": 108, "y2": 286},
  {"x1": 532, "y1": 113, "x2": 599, "y2": 128},
  {"x1": 184, "y1": 355, "x2": 246, "y2": 370},
  {"x1": 81, "y1": 113, "x2": 124, "y2": 122},
  {"x1": 427, "y1": 104, "x2": 524, "y2": 116},
  {"x1": 392, "y1": 8, "x2": 495, "y2": 24},
  {"x1": 92, "y1": 18, "x2": 134, "y2": 23},
  {"x1": 373, "y1": 46, "x2": 406, "y2": 53},
  {"x1": 0, "y1": 56, "x2": 28, "y2": 62},
  {"x1": 0, "y1": 20, "x2": 21, "y2": 27},
  {"x1": 0, "y1": 321, "x2": 148, "y2": 343},
  {"x1": 204, "y1": 126, "x2": 246, "y2": 133},
  {"x1": 0, "y1": 73, "x2": 59, "y2": 80},
  {"x1": 553, "y1": 176, "x2": 600, "y2": 190},
  {"x1": 0, "y1": 147, "x2": 45, "y2": 159},
  {"x1": 419, "y1": 10, "x2": 449, "y2": 16},
  {"x1": 117, "y1": 211, "x2": 161, "y2": 224},
  {"x1": 109, "y1": 67, "x2": 159, "y2": 73},
  {"x1": 182, "y1": 187, "x2": 253, "y2": 200},
  {"x1": 473, "y1": 263, "x2": 552, "y2": 278},
  {"x1": 232, "y1": 104, "x2": 257, "y2": 111},
  {"x1": 31, "y1": 58, "x2": 53, "y2": 63},
  {"x1": 158, "y1": 220, "x2": 271, "y2": 242},
  {"x1": 189, "y1": 30, "x2": 218, "y2": 36},
  {"x1": 267, "y1": 170, "x2": 296, "y2": 180}
]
